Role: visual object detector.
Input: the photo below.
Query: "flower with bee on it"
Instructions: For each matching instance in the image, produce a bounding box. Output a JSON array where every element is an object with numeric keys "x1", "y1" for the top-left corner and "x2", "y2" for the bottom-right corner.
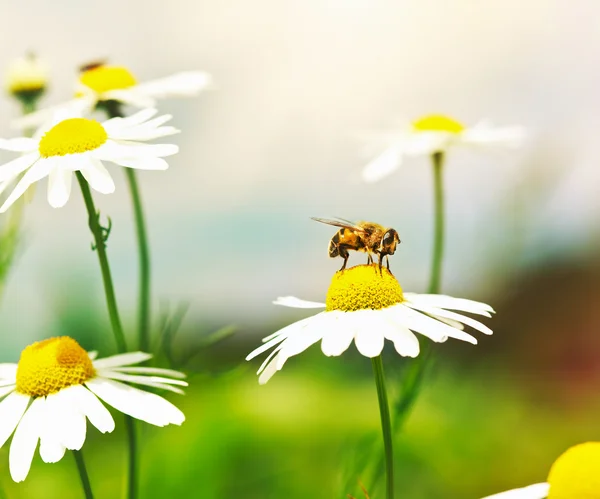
[
  {"x1": 246, "y1": 264, "x2": 494, "y2": 384},
  {"x1": 361, "y1": 114, "x2": 527, "y2": 183}
]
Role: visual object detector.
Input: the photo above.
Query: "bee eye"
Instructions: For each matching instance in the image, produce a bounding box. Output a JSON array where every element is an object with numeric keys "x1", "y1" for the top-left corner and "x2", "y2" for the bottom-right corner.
[{"x1": 383, "y1": 231, "x2": 395, "y2": 245}]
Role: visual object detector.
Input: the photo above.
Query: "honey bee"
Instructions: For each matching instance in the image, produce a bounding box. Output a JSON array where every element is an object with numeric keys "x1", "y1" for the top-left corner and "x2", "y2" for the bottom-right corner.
[
  {"x1": 311, "y1": 217, "x2": 400, "y2": 272},
  {"x1": 79, "y1": 60, "x2": 107, "y2": 73}
]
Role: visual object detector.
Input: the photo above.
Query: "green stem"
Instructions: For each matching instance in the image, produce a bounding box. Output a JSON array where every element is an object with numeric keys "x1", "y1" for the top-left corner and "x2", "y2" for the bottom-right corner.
[
  {"x1": 371, "y1": 355, "x2": 394, "y2": 499},
  {"x1": 428, "y1": 152, "x2": 445, "y2": 294},
  {"x1": 73, "y1": 450, "x2": 94, "y2": 499},
  {"x1": 125, "y1": 169, "x2": 151, "y2": 351},
  {"x1": 76, "y1": 172, "x2": 127, "y2": 353},
  {"x1": 125, "y1": 415, "x2": 138, "y2": 499},
  {"x1": 76, "y1": 172, "x2": 138, "y2": 498},
  {"x1": 103, "y1": 102, "x2": 152, "y2": 352}
]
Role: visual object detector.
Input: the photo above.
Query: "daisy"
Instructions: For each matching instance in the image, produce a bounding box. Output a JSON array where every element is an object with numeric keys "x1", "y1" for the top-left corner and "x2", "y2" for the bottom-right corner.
[
  {"x1": 481, "y1": 442, "x2": 600, "y2": 499},
  {"x1": 14, "y1": 64, "x2": 212, "y2": 129},
  {"x1": 246, "y1": 263, "x2": 494, "y2": 384},
  {"x1": 0, "y1": 336, "x2": 186, "y2": 482},
  {"x1": 0, "y1": 107, "x2": 179, "y2": 212},
  {"x1": 361, "y1": 114, "x2": 527, "y2": 183},
  {"x1": 5, "y1": 53, "x2": 47, "y2": 103}
]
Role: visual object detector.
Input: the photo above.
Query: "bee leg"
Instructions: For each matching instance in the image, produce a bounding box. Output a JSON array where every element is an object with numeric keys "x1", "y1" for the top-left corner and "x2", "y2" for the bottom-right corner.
[
  {"x1": 377, "y1": 253, "x2": 383, "y2": 275},
  {"x1": 386, "y1": 255, "x2": 390, "y2": 271},
  {"x1": 340, "y1": 255, "x2": 349, "y2": 271},
  {"x1": 367, "y1": 253, "x2": 373, "y2": 264}
]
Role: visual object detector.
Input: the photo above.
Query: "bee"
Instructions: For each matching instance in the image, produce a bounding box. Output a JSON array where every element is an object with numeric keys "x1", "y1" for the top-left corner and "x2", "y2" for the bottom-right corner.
[
  {"x1": 79, "y1": 60, "x2": 108, "y2": 73},
  {"x1": 311, "y1": 217, "x2": 400, "y2": 272}
]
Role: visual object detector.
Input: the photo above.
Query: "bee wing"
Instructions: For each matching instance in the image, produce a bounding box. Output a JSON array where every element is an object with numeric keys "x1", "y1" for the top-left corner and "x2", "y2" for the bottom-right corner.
[{"x1": 310, "y1": 217, "x2": 369, "y2": 233}]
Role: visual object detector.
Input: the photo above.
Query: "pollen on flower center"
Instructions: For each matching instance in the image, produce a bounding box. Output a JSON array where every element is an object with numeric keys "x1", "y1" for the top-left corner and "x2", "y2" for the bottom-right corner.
[
  {"x1": 79, "y1": 65, "x2": 137, "y2": 93},
  {"x1": 412, "y1": 114, "x2": 465, "y2": 134},
  {"x1": 546, "y1": 442, "x2": 600, "y2": 499},
  {"x1": 38, "y1": 118, "x2": 108, "y2": 158},
  {"x1": 16, "y1": 337, "x2": 95, "y2": 397},
  {"x1": 325, "y1": 264, "x2": 403, "y2": 312}
]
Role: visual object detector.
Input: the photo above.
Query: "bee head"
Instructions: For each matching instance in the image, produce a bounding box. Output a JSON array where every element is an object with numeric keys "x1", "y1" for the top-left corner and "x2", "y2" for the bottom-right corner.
[
  {"x1": 380, "y1": 229, "x2": 400, "y2": 255},
  {"x1": 328, "y1": 238, "x2": 340, "y2": 258}
]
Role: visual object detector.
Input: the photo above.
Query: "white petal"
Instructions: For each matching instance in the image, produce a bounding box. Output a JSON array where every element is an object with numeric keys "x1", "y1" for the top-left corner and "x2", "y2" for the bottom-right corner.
[
  {"x1": 404, "y1": 131, "x2": 452, "y2": 155},
  {"x1": 392, "y1": 304, "x2": 477, "y2": 344},
  {"x1": 86, "y1": 378, "x2": 184, "y2": 426},
  {"x1": 9, "y1": 397, "x2": 43, "y2": 483},
  {"x1": 47, "y1": 167, "x2": 73, "y2": 208},
  {"x1": 87, "y1": 351, "x2": 98, "y2": 360},
  {"x1": 101, "y1": 90, "x2": 156, "y2": 108},
  {"x1": 0, "y1": 386, "x2": 16, "y2": 399},
  {"x1": 275, "y1": 313, "x2": 329, "y2": 368},
  {"x1": 0, "y1": 364, "x2": 17, "y2": 381},
  {"x1": 51, "y1": 389, "x2": 87, "y2": 450},
  {"x1": 109, "y1": 157, "x2": 169, "y2": 171},
  {"x1": 362, "y1": 145, "x2": 402, "y2": 183},
  {"x1": 107, "y1": 125, "x2": 180, "y2": 142},
  {"x1": 353, "y1": 311, "x2": 385, "y2": 357},
  {"x1": 480, "y1": 482, "x2": 549, "y2": 499},
  {"x1": 38, "y1": 396, "x2": 66, "y2": 463},
  {"x1": 102, "y1": 142, "x2": 179, "y2": 159},
  {"x1": 0, "y1": 392, "x2": 30, "y2": 448},
  {"x1": 102, "y1": 108, "x2": 158, "y2": 131},
  {"x1": 380, "y1": 309, "x2": 420, "y2": 357},
  {"x1": 97, "y1": 370, "x2": 188, "y2": 388},
  {"x1": 79, "y1": 159, "x2": 115, "y2": 194},
  {"x1": 92, "y1": 352, "x2": 152, "y2": 369},
  {"x1": 67, "y1": 385, "x2": 114, "y2": 434},
  {"x1": 403, "y1": 293, "x2": 494, "y2": 316},
  {"x1": 0, "y1": 138, "x2": 37, "y2": 152},
  {"x1": 320, "y1": 313, "x2": 354, "y2": 356},
  {"x1": 134, "y1": 71, "x2": 212, "y2": 98},
  {"x1": 0, "y1": 152, "x2": 39, "y2": 183},
  {"x1": 258, "y1": 353, "x2": 283, "y2": 385},
  {"x1": 11, "y1": 97, "x2": 95, "y2": 131},
  {"x1": 0, "y1": 158, "x2": 52, "y2": 213},
  {"x1": 273, "y1": 296, "x2": 326, "y2": 309},
  {"x1": 111, "y1": 366, "x2": 186, "y2": 378},
  {"x1": 405, "y1": 302, "x2": 493, "y2": 335},
  {"x1": 256, "y1": 344, "x2": 284, "y2": 376},
  {"x1": 246, "y1": 315, "x2": 317, "y2": 360},
  {"x1": 461, "y1": 125, "x2": 528, "y2": 148}
]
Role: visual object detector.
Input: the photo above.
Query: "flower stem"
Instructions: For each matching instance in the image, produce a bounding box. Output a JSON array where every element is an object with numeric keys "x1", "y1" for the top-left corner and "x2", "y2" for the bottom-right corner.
[
  {"x1": 125, "y1": 415, "x2": 138, "y2": 499},
  {"x1": 103, "y1": 102, "x2": 152, "y2": 352},
  {"x1": 76, "y1": 171, "x2": 127, "y2": 353},
  {"x1": 73, "y1": 450, "x2": 94, "y2": 499},
  {"x1": 125, "y1": 169, "x2": 151, "y2": 351},
  {"x1": 428, "y1": 151, "x2": 445, "y2": 294},
  {"x1": 371, "y1": 355, "x2": 394, "y2": 499}
]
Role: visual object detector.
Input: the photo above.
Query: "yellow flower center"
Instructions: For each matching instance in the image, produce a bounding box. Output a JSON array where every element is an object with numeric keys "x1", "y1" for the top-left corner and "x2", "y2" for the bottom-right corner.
[
  {"x1": 412, "y1": 114, "x2": 465, "y2": 134},
  {"x1": 38, "y1": 118, "x2": 108, "y2": 158},
  {"x1": 16, "y1": 337, "x2": 95, "y2": 397},
  {"x1": 325, "y1": 264, "x2": 403, "y2": 312},
  {"x1": 79, "y1": 65, "x2": 137, "y2": 94},
  {"x1": 547, "y1": 442, "x2": 600, "y2": 499}
]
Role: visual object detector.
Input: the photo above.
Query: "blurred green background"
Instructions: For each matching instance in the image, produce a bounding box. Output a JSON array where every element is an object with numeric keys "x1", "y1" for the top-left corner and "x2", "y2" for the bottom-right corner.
[{"x1": 1, "y1": 0, "x2": 600, "y2": 497}]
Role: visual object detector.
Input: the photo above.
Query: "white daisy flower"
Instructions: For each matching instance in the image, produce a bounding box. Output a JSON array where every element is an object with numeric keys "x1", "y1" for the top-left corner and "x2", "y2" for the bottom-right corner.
[
  {"x1": 246, "y1": 264, "x2": 494, "y2": 384},
  {"x1": 14, "y1": 64, "x2": 212, "y2": 129},
  {"x1": 0, "y1": 336, "x2": 186, "y2": 482},
  {"x1": 0, "y1": 108, "x2": 179, "y2": 212},
  {"x1": 481, "y1": 442, "x2": 600, "y2": 499},
  {"x1": 5, "y1": 53, "x2": 47, "y2": 101},
  {"x1": 362, "y1": 114, "x2": 527, "y2": 183}
]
